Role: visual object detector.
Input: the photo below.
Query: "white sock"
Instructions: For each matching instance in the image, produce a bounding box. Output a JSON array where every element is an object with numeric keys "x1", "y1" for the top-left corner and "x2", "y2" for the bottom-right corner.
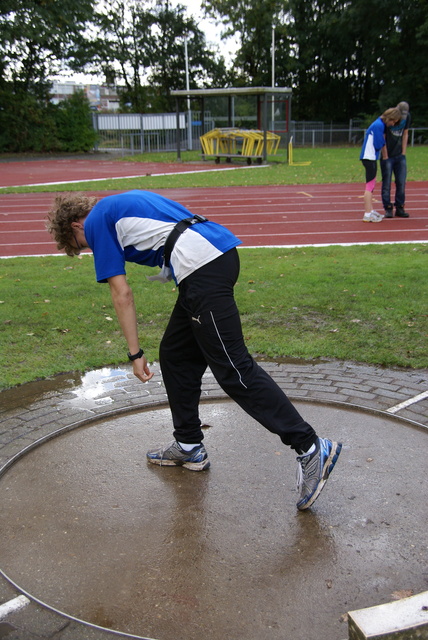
[
  {"x1": 302, "y1": 443, "x2": 316, "y2": 456},
  {"x1": 178, "y1": 441, "x2": 200, "y2": 452}
]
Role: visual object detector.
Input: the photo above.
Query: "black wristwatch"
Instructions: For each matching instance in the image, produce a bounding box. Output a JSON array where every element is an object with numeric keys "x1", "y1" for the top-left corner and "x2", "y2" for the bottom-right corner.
[{"x1": 128, "y1": 348, "x2": 144, "y2": 361}]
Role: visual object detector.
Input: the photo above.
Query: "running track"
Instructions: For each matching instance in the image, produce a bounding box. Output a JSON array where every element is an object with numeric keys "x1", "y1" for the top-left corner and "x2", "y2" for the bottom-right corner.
[
  {"x1": 0, "y1": 159, "x2": 427, "y2": 257},
  {"x1": 0, "y1": 157, "x2": 240, "y2": 188}
]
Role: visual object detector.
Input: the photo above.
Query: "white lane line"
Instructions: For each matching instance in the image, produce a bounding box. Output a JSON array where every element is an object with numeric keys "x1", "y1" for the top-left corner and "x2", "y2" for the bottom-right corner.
[
  {"x1": 0, "y1": 595, "x2": 30, "y2": 619},
  {"x1": 387, "y1": 390, "x2": 428, "y2": 414},
  {"x1": 235, "y1": 229, "x2": 428, "y2": 238},
  {"x1": 0, "y1": 164, "x2": 269, "y2": 189},
  {"x1": 2, "y1": 239, "x2": 428, "y2": 260}
]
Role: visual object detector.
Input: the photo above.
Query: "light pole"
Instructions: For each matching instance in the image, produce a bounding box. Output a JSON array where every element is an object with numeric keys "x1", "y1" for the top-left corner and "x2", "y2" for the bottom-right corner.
[
  {"x1": 184, "y1": 37, "x2": 192, "y2": 150},
  {"x1": 271, "y1": 25, "x2": 276, "y2": 129}
]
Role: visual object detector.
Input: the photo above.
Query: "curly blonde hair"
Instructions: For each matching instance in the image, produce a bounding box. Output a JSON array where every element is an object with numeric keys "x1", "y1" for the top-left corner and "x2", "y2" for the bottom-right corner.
[{"x1": 46, "y1": 193, "x2": 97, "y2": 256}]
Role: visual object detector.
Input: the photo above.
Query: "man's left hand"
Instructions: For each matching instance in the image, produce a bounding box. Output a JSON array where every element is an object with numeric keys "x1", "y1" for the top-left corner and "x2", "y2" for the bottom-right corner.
[{"x1": 132, "y1": 356, "x2": 154, "y2": 383}]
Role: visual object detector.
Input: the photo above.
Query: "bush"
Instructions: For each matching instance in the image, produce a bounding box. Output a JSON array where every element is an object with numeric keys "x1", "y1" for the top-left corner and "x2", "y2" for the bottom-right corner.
[
  {"x1": 0, "y1": 86, "x2": 98, "y2": 153},
  {"x1": 55, "y1": 90, "x2": 99, "y2": 152},
  {"x1": 0, "y1": 90, "x2": 60, "y2": 152}
]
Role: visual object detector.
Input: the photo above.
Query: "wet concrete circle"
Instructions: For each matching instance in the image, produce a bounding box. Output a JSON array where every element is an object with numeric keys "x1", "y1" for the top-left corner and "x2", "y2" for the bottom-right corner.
[{"x1": 1, "y1": 401, "x2": 427, "y2": 640}]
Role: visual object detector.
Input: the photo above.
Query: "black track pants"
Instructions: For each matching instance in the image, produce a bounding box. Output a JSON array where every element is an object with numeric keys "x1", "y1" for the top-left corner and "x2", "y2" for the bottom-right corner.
[{"x1": 159, "y1": 249, "x2": 317, "y2": 452}]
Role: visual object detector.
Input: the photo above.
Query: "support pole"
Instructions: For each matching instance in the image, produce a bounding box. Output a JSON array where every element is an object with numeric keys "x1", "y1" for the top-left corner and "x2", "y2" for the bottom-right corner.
[
  {"x1": 262, "y1": 92, "x2": 268, "y2": 164},
  {"x1": 176, "y1": 97, "x2": 181, "y2": 161}
]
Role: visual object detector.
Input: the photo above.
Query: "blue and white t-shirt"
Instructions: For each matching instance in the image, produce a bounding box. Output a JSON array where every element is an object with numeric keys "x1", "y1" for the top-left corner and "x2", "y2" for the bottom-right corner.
[
  {"x1": 84, "y1": 190, "x2": 241, "y2": 284},
  {"x1": 360, "y1": 117, "x2": 386, "y2": 161}
]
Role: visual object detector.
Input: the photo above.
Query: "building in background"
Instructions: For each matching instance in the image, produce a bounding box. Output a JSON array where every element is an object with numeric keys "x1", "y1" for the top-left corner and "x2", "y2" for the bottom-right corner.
[{"x1": 50, "y1": 81, "x2": 121, "y2": 112}]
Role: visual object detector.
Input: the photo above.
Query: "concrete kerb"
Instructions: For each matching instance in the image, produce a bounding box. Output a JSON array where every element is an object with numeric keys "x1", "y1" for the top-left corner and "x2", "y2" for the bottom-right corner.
[
  {"x1": 348, "y1": 591, "x2": 428, "y2": 640},
  {"x1": 0, "y1": 359, "x2": 427, "y2": 640},
  {"x1": 1, "y1": 395, "x2": 427, "y2": 484}
]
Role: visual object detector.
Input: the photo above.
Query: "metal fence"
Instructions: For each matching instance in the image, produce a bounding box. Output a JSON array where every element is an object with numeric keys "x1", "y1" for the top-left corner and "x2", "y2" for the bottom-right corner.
[
  {"x1": 92, "y1": 112, "x2": 212, "y2": 155},
  {"x1": 287, "y1": 122, "x2": 428, "y2": 147},
  {"x1": 92, "y1": 112, "x2": 428, "y2": 154}
]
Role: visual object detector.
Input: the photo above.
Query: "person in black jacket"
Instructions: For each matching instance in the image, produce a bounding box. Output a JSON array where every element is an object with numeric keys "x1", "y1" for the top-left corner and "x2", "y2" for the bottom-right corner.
[{"x1": 381, "y1": 101, "x2": 411, "y2": 218}]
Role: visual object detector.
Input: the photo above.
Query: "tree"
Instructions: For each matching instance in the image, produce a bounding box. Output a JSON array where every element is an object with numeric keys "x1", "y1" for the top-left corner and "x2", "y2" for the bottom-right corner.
[
  {"x1": 55, "y1": 90, "x2": 99, "y2": 152},
  {"x1": 84, "y1": 0, "x2": 155, "y2": 112},
  {"x1": 202, "y1": 0, "x2": 428, "y2": 122},
  {"x1": 202, "y1": 0, "x2": 290, "y2": 86},
  {"x1": 0, "y1": 0, "x2": 95, "y2": 95},
  {"x1": 148, "y1": 0, "x2": 227, "y2": 112},
  {"x1": 75, "y1": 0, "x2": 227, "y2": 113},
  {"x1": 377, "y1": 0, "x2": 428, "y2": 123},
  {"x1": 0, "y1": 90, "x2": 59, "y2": 151},
  {"x1": 0, "y1": 0, "x2": 97, "y2": 152}
]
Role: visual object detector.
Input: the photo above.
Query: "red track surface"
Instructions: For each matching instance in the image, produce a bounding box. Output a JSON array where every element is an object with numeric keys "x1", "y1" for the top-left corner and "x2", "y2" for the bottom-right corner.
[
  {"x1": 0, "y1": 158, "x2": 427, "y2": 257},
  {"x1": 0, "y1": 157, "x2": 236, "y2": 188}
]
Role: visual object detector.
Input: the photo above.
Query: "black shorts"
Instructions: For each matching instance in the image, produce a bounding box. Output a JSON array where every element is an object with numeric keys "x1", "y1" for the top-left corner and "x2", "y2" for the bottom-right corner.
[{"x1": 361, "y1": 159, "x2": 377, "y2": 183}]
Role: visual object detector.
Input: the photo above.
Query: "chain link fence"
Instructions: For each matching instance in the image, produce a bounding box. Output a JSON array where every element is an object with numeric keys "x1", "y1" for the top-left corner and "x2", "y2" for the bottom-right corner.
[
  {"x1": 288, "y1": 121, "x2": 428, "y2": 147},
  {"x1": 92, "y1": 112, "x2": 428, "y2": 155}
]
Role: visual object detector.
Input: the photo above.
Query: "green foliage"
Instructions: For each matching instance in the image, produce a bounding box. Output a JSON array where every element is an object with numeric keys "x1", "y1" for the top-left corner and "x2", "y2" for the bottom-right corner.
[
  {"x1": 0, "y1": 0, "x2": 95, "y2": 89},
  {"x1": 0, "y1": 0, "x2": 97, "y2": 152},
  {"x1": 378, "y1": 0, "x2": 428, "y2": 119},
  {"x1": 147, "y1": 2, "x2": 214, "y2": 111},
  {"x1": 77, "y1": 0, "x2": 227, "y2": 113},
  {"x1": 1, "y1": 0, "x2": 428, "y2": 143},
  {"x1": 0, "y1": 87, "x2": 98, "y2": 153},
  {"x1": 0, "y1": 89, "x2": 60, "y2": 152},
  {"x1": 203, "y1": 0, "x2": 286, "y2": 86},
  {"x1": 55, "y1": 90, "x2": 98, "y2": 152},
  {"x1": 89, "y1": 0, "x2": 154, "y2": 113},
  {"x1": 202, "y1": 0, "x2": 428, "y2": 123}
]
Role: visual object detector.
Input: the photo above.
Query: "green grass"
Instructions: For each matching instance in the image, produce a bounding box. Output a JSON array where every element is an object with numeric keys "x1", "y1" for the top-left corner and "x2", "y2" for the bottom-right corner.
[
  {"x1": 1, "y1": 244, "x2": 427, "y2": 390},
  {"x1": 1, "y1": 146, "x2": 427, "y2": 194}
]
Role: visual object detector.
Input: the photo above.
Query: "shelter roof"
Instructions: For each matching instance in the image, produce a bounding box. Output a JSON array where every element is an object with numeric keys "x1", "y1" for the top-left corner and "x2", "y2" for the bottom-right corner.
[{"x1": 171, "y1": 86, "x2": 292, "y2": 98}]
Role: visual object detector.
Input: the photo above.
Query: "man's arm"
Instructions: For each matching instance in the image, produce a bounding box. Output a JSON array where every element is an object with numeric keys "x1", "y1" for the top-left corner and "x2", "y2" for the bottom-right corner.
[
  {"x1": 108, "y1": 274, "x2": 154, "y2": 383},
  {"x1": 381, "y1": 124, "x2": 389, "y2": 160},
  {"x1": 402, "y1": 129, "x2": 409, "y2": 155}
]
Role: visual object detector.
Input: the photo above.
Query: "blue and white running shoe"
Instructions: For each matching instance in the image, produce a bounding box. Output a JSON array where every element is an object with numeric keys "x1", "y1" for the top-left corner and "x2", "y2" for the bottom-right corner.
[
  {"x1": 146, "y1": 440, "x2": 210, "y2": 471},
  {"x1": 296, "y1": 437, "x2": 342, "y2": 510}
]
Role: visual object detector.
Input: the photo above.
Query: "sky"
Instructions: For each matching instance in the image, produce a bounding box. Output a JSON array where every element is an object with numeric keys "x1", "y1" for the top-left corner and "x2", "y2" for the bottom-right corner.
[{"x1": 173, "y1": 0, "x2": 239, "y2": 60}]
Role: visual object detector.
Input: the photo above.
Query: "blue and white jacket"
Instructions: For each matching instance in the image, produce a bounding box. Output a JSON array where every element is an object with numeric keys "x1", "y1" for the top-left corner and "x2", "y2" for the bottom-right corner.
[
  {"x1": 359, "y1": 117, "x2": 386, "y2": 161},
  {"x1": 84, "y1": 190, "x2": 241, "y2": 284}
]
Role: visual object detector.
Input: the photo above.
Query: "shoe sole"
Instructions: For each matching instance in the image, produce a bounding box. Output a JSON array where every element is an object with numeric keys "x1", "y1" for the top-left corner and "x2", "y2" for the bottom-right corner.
[
  {"x1": 297, "y1": 441, "x2": 342, "y2": 510},
  {"x1": 147, "y1": 456, "x2": 210, "y2": 471},
  {"x1": 363, "y1": 218, "x2": 382, "y2": 223}
]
